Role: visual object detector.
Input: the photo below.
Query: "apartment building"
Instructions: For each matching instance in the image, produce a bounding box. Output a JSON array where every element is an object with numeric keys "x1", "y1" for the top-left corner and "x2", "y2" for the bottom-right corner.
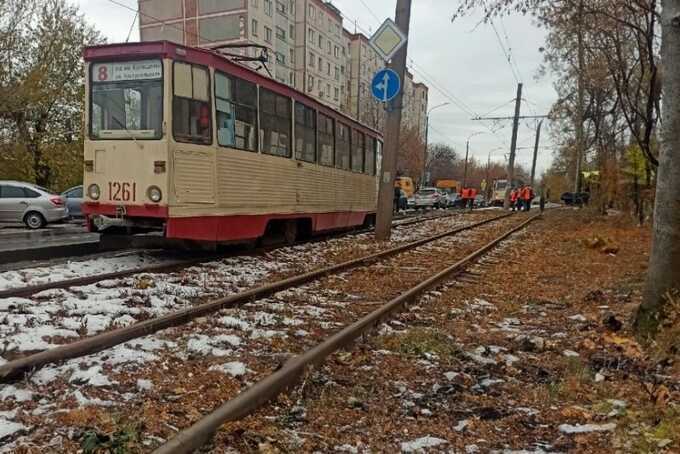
[
  {"x1": 137, "y1": 0, "x2": 427, "y2": 132},
  {"x1": 402, "y1": 70, "x2": 429, "y2": 139},
  {"x1": 138, "y1": 0, "x2": 297, "y2": 87},
  {"x1": 346, "y1": 32, "x2": 385, "y2": 131},
  {"x1": 294, "y1": 0, "x2": 346, "y2": 110}
]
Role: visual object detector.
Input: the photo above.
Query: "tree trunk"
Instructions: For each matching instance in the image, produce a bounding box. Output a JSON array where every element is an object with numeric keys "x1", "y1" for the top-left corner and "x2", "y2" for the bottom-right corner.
[{"x1": 636, "y1": 1, "x2": 680, "y2": 337}]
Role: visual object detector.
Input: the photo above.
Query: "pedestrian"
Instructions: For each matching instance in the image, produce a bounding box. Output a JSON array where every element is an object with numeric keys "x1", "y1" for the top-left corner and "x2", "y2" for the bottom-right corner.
[
  {"x1": 469, "y1": 188, "x2": 477, "y2": 210},
  {"x1": 510, "y1": 187, "x2": 519, "y2": 211},
  {"x1": 393, "y1": 186, "x2": 401, "y2": 213},
  {"x1": 522, "y1": 185, "x2": 533, "y2": 212}
]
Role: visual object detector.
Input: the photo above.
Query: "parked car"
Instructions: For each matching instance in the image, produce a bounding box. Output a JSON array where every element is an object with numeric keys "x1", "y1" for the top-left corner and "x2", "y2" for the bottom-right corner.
[
  {"x1": 414, "y1": 187, "x2": 444, "y2": 209},
  {"x1": 444, "y1": 192, "x2": 462, "y2": 208},
  {"x1": 0, "y1": 181, "x2": 68, "y2": 229},
  {"x1": 62, "y1": 185, "x2": 84, "y2": 218},
  {"x1": 473, "y1": 194, "x2": 487, "y2": 208},
  {"x1": 560, "y1": 192, "x2": 590, "y2": 206}
]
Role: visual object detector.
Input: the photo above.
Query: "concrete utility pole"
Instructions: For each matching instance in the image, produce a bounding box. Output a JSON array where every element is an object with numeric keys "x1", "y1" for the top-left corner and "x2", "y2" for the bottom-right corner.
[
  {"x1": 504, "y1": 83, "x2": 523, "y2": 209},
  {"x1": 530, "y1": 119, "x2": 543, "y2": 186},
  {"x1": 574, "y1": 0, "x2": 585, "y2": 194},
  {"x1": 375, "y1": 0, "x2": 412, "y2": 241},
  {"x1": 463, "y1": 141, "x2": 470, "y2": 188}
]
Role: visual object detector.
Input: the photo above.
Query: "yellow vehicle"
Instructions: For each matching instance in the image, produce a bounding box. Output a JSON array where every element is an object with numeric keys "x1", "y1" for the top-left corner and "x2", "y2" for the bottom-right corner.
[
  {"x1": 435, "y1": 179, "x2": 460, "y2": 193},
  {"x1": 394, "y1": 176, "x2": 415, "y2": 198}
]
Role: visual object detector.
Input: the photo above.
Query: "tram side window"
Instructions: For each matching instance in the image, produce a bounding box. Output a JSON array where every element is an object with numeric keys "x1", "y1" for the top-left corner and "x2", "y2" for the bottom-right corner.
[
  {"x1": 350, "y1": 129, "x2": 364, "y2": 173},
  {"x1": 318, "y1": 113, "x2": 334, "y2": 167},
  {"x1": 215, "y1": 72, "x2": 257, "y2": 151},
  {"x1": 365, "y1": 136, "x2": 376, "y2": 176},
  {"x1": 335, "y1": 123, "x2": 350, "y2": 170},
  {"x1": 260, "y1": 88, "x2": 291, "y2": 157},
  {"x1": 173, "y1": 62, "x2": 211, "y2": 144},
  {"x1": 295, "y1": 102, "x2": 316, "y2": 163}
]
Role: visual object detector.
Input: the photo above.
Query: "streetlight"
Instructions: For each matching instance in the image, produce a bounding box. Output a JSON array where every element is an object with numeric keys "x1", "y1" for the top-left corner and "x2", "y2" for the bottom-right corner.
[
  {"x1": 422, "y1": 102, "x2": 450, "y2": 186},
  {"x1": 463, "y1": 131, "x2": 485, "y2": 188}
]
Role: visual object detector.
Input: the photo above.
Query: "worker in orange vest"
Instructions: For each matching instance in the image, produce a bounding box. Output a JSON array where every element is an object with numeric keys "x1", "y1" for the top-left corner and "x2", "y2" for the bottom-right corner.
[
  {"x1": 510, "y1": 187, "x2": 519, "y2": 211},
  {"x1": 521, "y1": 185, "x2": 534, "y2": 211}
]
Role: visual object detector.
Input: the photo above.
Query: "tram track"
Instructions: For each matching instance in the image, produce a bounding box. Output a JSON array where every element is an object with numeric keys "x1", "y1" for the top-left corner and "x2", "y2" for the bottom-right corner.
[
  {"x1": 0, "y1": 212, "x2": 510, "y2": 382},
  {"x1": 0, "y1": 209, "x2": 474, "y2": 299},
  {"x1": 153, "y1": 213, "x2": 542, "y2": 454}
]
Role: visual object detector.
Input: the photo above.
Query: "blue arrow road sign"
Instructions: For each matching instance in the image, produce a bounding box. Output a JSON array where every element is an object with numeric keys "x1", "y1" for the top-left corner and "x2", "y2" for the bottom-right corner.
[{"x1": 371, "y1": 68, "x2": 401, "y2": 102}]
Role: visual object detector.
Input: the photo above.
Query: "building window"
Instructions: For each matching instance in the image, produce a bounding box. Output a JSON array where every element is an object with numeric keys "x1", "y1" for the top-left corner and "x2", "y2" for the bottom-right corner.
[
  {"x1": 251, "y1": 19, "x2": 258, "y2": 37},
  {"x1": 309, "y1": 51, "x2": 315, "y2": 67},
  {"x1": 334, "y1": 46, "x2": 339, "y2": 58},
  {"x1": 264, "y1": 26, "x2": 272, "y2": 43},
  {"x1": 289, "y1": 72, "x2": 294, "y2": 86},
  {"x1": 259, "y1": 88, "x2": 291, "y2": 157},
  {"x1": 264, "y1": 0, "x2": 272, "y2": 16},
  {"x1": 340, "y1": 65, "x2": 344, "y2": 75},
  {"x1": 251, "y1": 0, "x2": 258, "y2": 6},
  {"x1": 351, "y1": 129, "x2": 364, "y2": 173},
  {"x1": 276, "y1": 0, "x2": 286, "y2": 15},
  {"x1": 215, "y1": 71, "x2": 257, "y2": 152},
  {"x1": 275, "y1": 26, "x2": 286, "y2": 40},
  {"x1": 295, "y1": 102, "x2": 316, "y2": 163},
  {"x1": 308, "y1": 28, "x2": 315, "y2": 44},
  {"x1": 289, "y1": 49, "x2": 295, "y2": 65},
  {"x1": 275, "y1": 52, "x2": 286, "y2": 64},
  {"x1": 334, "y1": 66, "x2": 339, "y2": 81},
  {"x1": 327, "y1": 40, "x2": 331, "y2": 54},
  {"x1": 172, "y1": 62, "x2": 211, "y2": 144},
  {"x1": 318, "y1": 35, "x2": 323, "y2": 49},
  {"x1": 307, "y1": 75, "x2": 314, "y2": 91},
  {"x1": 289, "y1": 24, "x2": 295, "y2": 40},
  {"x1": 326, "y1": 62, "x2": 330, "y2": 75},
  {"x1": 335, "y1": 122, "x2": 350, "y2": 170},
  {"x1": 326, "y1": 83, "x2": 330, "y2": 97},
  {"x1": 327, "y1": 18, "x2": 332, "y2": 31},
  {"x1": 318, "y1": 56, "x2": 322, "y2": 69},
  {"x1": 318, "y1": 113, "x2": 334, "y2": 166},
  {"x1": 333, "y1": 87, "x2": 339, "y2": 101},
  {"x1": 309, "y1": 5, "x2": 315, "y2": 19},
  {"x1": 365, "y1": 136, "x2": 376, "y2": 175}
]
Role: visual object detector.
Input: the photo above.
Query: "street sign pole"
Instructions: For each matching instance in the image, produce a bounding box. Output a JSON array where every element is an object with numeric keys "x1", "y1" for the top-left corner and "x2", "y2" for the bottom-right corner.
[{"x1": 375, "y1": 0, "x2": 412, "y2": 241}]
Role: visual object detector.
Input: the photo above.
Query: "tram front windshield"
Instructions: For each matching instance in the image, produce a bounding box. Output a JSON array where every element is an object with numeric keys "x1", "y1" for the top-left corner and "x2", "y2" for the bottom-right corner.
[{"x1": 90, "y1": 59, "x2": 163, "y2": 140}]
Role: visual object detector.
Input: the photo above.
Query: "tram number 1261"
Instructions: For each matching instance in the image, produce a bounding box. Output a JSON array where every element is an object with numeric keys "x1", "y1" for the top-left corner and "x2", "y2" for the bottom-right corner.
[{"x1": 108, "y1": 182, "x2": 136, "y2": 202}]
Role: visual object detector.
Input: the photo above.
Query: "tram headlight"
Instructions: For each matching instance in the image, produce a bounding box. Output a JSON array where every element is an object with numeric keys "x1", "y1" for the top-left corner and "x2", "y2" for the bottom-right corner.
[
  {"x1": 147, "y1": 185, "x2": 162, "y2": 203},
  {"x1": 87, "y1": 184, "x2": 100, "y2": 200}
]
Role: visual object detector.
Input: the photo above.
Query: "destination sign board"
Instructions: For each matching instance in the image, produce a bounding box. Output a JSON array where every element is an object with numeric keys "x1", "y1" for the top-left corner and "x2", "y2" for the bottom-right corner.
[{"x1": 92, "y1": 60, "x2": 162, "y2": 82}]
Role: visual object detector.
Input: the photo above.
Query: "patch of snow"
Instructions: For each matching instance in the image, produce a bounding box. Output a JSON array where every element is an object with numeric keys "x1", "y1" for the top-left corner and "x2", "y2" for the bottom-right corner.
[
  {"x1": 5, "y1": 325, "x2": 79, "y2": 351},
  {"x1": 250, "y1": 329, "x2": 286, "y2": 339},
  {"x1": 568, "y1": 314, "x2": 587, "y2": 322},
  {"x1": 69, "y1": 365, "x2": 114, "y2": 387},
  {"x1": 0, "y1": 385, "x2": 33, "y2": 402},
  {"x1": 444, "y1": 372, "x2": 459, "y2": 381},
  {"x1": 559, "y1": 423, "x2": 616, "y2": 434},
  {"x1": 480, "y1": 378, "x2": 505, "y2": 388},
  {"x1": 137, "y1": 379, "x2": 153, "y2": 391},
  {"x1": 294, "y1": 329, "x2": 309, "y2": 337},
  {"x1": 466, "y1": 445, "x2": 480, "y2": 453},
  {"x1": 0, "y1": 419, "x2": 26, "y2": 440},
  {"x1": 0, "y1": 409, "x2": 17, "y2": 419},
  {"x1": 72, "y1": 390, "x2": 114, "y2": 407},
  {"x1": 209, "y1": 361, "x2": 248, "y2": 377},
  {"x1": 563, "y1": 350, "x2": 580, "y2": 357},
  {"x1": 31, "y1": 367, "x2": 63, "y2": 386},
  {"x1": 503, "y1": 354, "x2": 520, "y2": 366},
  {"x1": 400, "y1": 436, "x2": 448, "y2": 452},
  {"x1": 220, "y1": 316, "x2": 251, "y2": 331},
  {"x1": 0, "y1": 356, "x2": 5, "y2": 366},
  {"x1": 334, "y1": 445, "x2": 359, "y2": 453},
  {"x1": 453, "y1": 420, "x2": 470, "y2": 432}
]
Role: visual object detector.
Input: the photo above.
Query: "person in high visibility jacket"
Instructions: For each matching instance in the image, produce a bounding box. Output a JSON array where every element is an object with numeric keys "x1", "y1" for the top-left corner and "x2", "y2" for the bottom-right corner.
[
  {"x1": 521, "y1": 185, "x2": 534, "y2": 211},
  {"x1": 510, "y1": 187, "x2": 520, "y2": 211}
]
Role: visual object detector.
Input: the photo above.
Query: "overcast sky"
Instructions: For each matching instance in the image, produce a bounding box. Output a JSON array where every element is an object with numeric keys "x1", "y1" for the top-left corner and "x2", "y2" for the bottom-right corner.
[{"x1": 73, "y1": 0, "x2": 557, "y2": 177}]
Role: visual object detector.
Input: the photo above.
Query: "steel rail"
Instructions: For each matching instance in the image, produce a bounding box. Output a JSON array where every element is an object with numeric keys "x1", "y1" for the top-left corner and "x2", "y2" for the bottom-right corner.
[
  {"x1": 154, "y1": 213, "x2": 541, "y2": 454},
  {"x1": 0, "y1": 213, "x2": 512, "y2": 383},
  {"x1": 0, "y1": 210, "x2": 464, "y2": 299}
]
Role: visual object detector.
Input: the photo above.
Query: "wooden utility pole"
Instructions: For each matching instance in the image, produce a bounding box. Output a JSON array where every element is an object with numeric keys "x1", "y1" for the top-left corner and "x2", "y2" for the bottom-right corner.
[
  {"x1": 375, "y1": 0, "x2": 412, "y2": 241},
  {"x1": 530, "y1": 119, "x2": 543, "y2": 186},
  {"x1": 504, "y1": 83, "x2": 523, "y2": 209}
]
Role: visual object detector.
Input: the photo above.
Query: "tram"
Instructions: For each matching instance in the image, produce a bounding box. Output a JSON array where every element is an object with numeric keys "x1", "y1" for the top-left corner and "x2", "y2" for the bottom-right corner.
[{"x1": 82, "y1": 41, "x2": 382, "y2": 244}]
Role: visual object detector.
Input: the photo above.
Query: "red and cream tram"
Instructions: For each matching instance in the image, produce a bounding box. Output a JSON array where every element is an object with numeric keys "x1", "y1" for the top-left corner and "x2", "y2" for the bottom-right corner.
[{"x1": 82, "y1": 41, "x2": 382, "y2": 243}]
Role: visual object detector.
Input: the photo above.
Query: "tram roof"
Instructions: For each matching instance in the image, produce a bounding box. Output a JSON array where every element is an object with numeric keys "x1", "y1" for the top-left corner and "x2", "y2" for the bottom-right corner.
[{"x1": 84, "y1": 41, "x2": 383, "y2": 139}]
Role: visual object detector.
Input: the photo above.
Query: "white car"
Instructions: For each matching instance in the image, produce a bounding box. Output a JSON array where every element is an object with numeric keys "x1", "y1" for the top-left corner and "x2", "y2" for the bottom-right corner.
[{"x1": 414, "y1": 188, "x2": 444, "y2": 209}]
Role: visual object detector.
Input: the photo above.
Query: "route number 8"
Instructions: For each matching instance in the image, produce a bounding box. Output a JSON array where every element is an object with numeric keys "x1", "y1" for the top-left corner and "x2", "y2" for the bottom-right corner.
[{"x1": 98, "y1": 66, "x2": 109, "y2": 81}]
